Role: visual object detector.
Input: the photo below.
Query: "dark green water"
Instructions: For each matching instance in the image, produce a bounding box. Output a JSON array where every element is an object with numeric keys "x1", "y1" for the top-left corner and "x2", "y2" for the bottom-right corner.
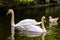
[{"x1": 0, "y1": 5, "x2": 60, "y2": 40}]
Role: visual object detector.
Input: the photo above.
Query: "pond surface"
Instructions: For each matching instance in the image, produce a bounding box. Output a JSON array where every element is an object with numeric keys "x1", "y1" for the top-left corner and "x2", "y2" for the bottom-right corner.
[{"x1": 0, "y1": 5, "x2": 60, "y2": 40}]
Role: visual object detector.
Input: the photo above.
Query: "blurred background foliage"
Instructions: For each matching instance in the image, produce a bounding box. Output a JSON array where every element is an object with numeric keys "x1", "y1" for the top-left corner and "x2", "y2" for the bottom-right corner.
[{"x1": 0, "y1": 0, "x2": 60, "y2": 7}]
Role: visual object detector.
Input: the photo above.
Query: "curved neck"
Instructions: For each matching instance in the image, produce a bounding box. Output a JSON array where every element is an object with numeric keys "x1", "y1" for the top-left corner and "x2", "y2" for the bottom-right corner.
[
  {"x1": 11, "y1": 12, "x2": 15, "y2": 26},
  {"x1": 41, "y1": 18, "x2": 46, "y2": 30}
]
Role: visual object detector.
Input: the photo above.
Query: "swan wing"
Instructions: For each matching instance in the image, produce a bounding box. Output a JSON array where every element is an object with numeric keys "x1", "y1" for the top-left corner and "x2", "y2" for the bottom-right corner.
[
  {"x1": 16, "y1": 19, "x2": 41, "y2": 26},
  {"x1": 49, "y1": 18, "x2": 59, "y2": 23},
  {"x1": 15, "y1": 25, "x2": 44, "y2": 37},
  {"x1": 23, "y1": 25, "x2": 43, "y2": 33}
]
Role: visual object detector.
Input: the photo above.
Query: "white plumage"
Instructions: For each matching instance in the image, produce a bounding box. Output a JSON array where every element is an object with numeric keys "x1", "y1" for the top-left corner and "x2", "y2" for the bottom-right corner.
[
  {"x1": 18, "y1": 25, "x2": 45, "y2": 37},
  {"x1": 49, "y1": 16, "x2": 59, "y2": 27},
  {"x1": 16, "y1": 19, "x2": 42, "y2": 26}
]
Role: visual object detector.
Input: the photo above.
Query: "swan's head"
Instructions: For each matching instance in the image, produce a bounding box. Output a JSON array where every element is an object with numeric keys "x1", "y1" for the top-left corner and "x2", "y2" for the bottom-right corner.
[
  {"x1": 6, "y1": 9, "x2": 14, "y2": 15},
  {"x1": 42, "y1": 16, "x2": 46, "y2": 23}
]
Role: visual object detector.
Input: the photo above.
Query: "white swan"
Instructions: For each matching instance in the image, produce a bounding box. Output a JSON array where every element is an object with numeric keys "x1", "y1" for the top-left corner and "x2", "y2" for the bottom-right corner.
[
  {"x1": 49, "y1": 16, "x2": 59, "y2": 27},
  {"x1": 6, "y1": 9, "x2": 47, "y2": 40}
]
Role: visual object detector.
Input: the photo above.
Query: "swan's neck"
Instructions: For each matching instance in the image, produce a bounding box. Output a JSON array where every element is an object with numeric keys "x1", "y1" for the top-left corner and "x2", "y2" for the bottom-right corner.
[
  {"x1": 41, "y1": 18, "x2": 46, "y2": 30},
  {"x1": 11, "y1": 12, "x2": 15, "y2": 26}
]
